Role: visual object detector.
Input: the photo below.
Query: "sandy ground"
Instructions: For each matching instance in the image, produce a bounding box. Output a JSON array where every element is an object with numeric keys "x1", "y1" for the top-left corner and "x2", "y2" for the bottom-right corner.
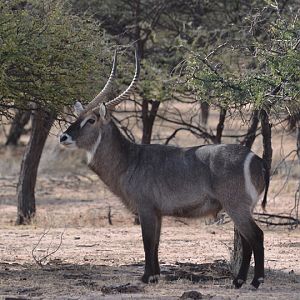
[{"x1": 0, "y1": 114, "x2": 300, "y2": 299}]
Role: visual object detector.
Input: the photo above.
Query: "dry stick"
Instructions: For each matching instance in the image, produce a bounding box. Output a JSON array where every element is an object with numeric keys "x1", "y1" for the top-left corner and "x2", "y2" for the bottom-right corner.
[
  {"x1": 269, "y1": 144, "x2": 299, "y2": 225},
  {"x1": 214, "y1": 212, "x2": 299, "y2": 228},
  {"x1": 108, "y1": 206, "x2": 113, "y2": 225},
  {"x1": 254, "y1": 212, "x2": 300, "y2": 221},
  {"x1": 156, "y1": 111, "x2": 215, "y2": 143},
  {"x1": 164, "y1": 127, "x2": 204, "y2": 145},
  {"x1": 293, "y1": 124, "x2": 300, "y2": 224},
  {"x1": 32, "y1": 228, "x2": 50, "y2": 267},
  {"x1": 273, "y1": 152, "x2": 298, "y2": 201},
  {"x1": 41, "y1": 229, "x2": 65, "y2": 265},
  {"x1": 32, "y1": 228, "x2": 65, "y2": 267},
  {"x1": 255, "y1": 219, "x2": 299, "y2": 227},
  {"x1": 254, "y1": 212, "x2": 299, "y2": 228},
  {"x1": 272, "y1": 149, "x2": 297, "y2": 175},
  {"x1": 175, "y1": 219, "x2": 189, "y2": 226},
  {"x1": 291, "y1": 183, "x2": 300, "y2": 228}
]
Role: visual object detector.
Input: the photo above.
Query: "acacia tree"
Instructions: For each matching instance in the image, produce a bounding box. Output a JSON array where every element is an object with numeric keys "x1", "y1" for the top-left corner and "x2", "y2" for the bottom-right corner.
[
  {"x1": 185, "y1": 3, "x2": 300, "y2": 274},
  {"x1": 0, "y1": 0, "x2": 110, "y2": 224},
  {"x1": 187, "y1": 7, "x2": 299, "y2": 160}
]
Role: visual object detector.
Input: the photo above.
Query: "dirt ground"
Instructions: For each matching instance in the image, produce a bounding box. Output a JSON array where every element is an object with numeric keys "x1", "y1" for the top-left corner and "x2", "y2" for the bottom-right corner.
[{"x1": 0, "y1": 116, "x2": 300, "y2": 300}]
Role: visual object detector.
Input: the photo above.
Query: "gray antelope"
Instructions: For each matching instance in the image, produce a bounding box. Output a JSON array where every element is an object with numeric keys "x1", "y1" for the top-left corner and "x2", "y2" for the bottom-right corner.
[{"x1": 60, "y1": 51, "x2": 269, "y2": 289}]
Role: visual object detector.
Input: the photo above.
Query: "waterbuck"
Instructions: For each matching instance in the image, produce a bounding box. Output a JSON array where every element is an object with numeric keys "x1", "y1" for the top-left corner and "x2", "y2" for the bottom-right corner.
[{"x1": 60, "y1": 51, "x2": 269, "y2": 289}]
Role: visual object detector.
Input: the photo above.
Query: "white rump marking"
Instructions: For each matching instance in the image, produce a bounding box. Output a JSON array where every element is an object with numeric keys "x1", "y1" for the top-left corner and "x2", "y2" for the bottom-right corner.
[
  {"x1": 244, "y1": 152, "x2": 258, "y2": 203},
  {"x1": 86, "y1": 131, "x2": 102, "y2": 164}
]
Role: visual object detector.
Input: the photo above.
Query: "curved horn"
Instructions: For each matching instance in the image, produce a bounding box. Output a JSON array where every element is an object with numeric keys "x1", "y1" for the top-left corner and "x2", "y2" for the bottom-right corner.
[
  {"x1": 106, "y1": 50, "x2": 140, "y2": 109},
  {"x1": 83, "y1": 50, "x2": 117, "y2": 112}
]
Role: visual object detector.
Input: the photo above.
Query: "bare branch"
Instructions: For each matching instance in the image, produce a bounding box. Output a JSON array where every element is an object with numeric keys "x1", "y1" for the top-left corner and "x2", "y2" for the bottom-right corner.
[{"x1": 32, "y1": 228, "x2": 65, "y2": 267}]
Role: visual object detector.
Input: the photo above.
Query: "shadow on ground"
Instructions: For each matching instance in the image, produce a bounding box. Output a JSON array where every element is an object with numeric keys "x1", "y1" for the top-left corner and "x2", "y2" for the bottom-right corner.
[
  {"x1": 0, "y1": 260, "x2": 230, "y2": 298},
  {"x1": 0, "y1": 260, "x2": 299, "y2": 299}
]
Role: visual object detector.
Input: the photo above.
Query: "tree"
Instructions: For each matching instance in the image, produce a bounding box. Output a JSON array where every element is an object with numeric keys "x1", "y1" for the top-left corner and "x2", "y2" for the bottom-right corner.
[
  {"x1": 0, "y1": 0, "x2": 111, "y2": 115},
  {"x1": 0, "y1": 0, "x2": 110, "y2": 224},
  {"x1": 185, "y1": 2, "x2": 299, "y2": 275},
  {"x1": 16, "y1": 109, "x2": 54, "y2": 224},
  {"x1": 186, "y1": 2, "x2": 299, "y2": 160}
]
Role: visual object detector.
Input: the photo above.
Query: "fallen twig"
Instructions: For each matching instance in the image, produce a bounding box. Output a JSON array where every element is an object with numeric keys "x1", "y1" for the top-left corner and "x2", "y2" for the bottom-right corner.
[
  {"x1": 253, "y1": 212, "x2": 299, "y2": 228},
  {"x1": 32, "y1": 228, "x2": 65, "y2": 267}
]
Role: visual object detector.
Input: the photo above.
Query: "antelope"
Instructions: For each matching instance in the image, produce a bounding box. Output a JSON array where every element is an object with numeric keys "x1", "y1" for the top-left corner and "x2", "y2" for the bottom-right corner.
[{"x1": 60, "y1": 50, "x2": 269, "y2": 289}]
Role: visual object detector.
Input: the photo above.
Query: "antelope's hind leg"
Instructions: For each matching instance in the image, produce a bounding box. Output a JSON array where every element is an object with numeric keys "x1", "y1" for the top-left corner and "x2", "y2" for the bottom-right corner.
[
  {"x1": 228, "y1": 210, "x2": 264, "y2": 289},
  {"x1": 248, "y1": 221, "x2": 264, "y2": 288}
]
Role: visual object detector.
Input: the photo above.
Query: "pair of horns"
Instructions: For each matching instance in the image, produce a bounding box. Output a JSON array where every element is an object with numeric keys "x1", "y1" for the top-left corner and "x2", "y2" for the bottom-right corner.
[{"x1": 82, "y1": 49, "x2": 140, "y2": 113}]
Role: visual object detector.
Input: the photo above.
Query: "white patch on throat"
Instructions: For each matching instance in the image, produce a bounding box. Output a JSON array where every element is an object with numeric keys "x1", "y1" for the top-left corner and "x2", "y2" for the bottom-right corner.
[
  {"x1": 86, "y1": 131, "x2": 102, "y2": 164},
  {"x1": 244, "y1": 152, "x2": 258, "y2": 203}
]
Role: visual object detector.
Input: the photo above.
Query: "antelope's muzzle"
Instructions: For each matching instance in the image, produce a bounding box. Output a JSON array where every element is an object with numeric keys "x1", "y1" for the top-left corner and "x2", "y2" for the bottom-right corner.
[{"x1": 59, "y1": 133, "x2": 76, "y2": 148}]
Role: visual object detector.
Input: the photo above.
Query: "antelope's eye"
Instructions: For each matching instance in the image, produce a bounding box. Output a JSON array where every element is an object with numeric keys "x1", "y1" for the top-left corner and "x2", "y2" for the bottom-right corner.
[{"x1": 88, "y1": 119, "x2": 95, "y2": 124}]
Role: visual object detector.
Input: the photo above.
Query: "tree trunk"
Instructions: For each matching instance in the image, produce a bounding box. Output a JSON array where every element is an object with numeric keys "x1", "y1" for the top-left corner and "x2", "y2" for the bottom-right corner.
[
  {"x1": 215, "y1": 108, "x2": 226, "y2": 144},
  {"x1": 260, "y1": 109, "x2": 273, "y2": 172},
  {"x1": 16, "y1": 109, "x2": 54, "y2": 225},
  {"x1": 297, "y1": 122, "x2": 300, "y2": 161},
  {"x1": 200, "y1": 102, "x2": 210, "y2": 128},
  {"x1": 141, "y1": 99, "x2": 160, "y2": 144},
  {"x1": 242, "y1": 109, "x2": 259, "y2": 149},
  {"x1": 5, "y1": 109, "x2": 31, "y2": 146},
  {"x1": 231, "y1": 227, "x2": 243, "y2": 277}
]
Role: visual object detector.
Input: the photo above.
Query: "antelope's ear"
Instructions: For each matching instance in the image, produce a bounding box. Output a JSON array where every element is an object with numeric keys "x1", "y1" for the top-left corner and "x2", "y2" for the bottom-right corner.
[
  {"x1": 99, "y1": 103, "x2": 110, "y2": 124},
  {"x1": 74, "y1": 101, "x2": 84, "y2": 115}
]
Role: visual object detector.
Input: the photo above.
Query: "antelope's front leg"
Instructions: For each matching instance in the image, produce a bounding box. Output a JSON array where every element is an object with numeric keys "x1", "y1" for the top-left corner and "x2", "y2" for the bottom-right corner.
[{"x1": 139, "y1": 208, "x2": 161, "y2": 283}]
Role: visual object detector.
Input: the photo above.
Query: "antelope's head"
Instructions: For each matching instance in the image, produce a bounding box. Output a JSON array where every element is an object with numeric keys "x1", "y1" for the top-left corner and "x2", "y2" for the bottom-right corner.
[{"x1": 59, "y1": 50, "x2": 140, "y2": 152}]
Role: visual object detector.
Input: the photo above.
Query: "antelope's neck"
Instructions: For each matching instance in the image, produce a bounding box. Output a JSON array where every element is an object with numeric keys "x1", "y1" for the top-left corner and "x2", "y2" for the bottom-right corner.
[{"x1": 87, "y1": 121, "x2": 135, "y2": 195}]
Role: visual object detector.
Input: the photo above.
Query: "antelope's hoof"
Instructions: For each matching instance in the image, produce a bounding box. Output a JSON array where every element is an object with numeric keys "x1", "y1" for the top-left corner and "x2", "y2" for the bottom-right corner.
[
  {"x1": 250, "y1": 277, "x2": 264, "y2": 289},
  {"x1": 141, "y1": 273, "x2": 160, "y2": 284},
  {"x1": 233, "y1": 278, "x2": 245, "y2": 289}
]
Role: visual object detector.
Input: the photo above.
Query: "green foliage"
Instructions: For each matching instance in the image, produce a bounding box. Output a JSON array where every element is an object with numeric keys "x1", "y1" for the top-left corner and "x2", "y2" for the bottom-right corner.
[
  {"x1": 69, "y1": 0, "x2": 192, "y2": 103},
  {"x1": 0, "y1": 0, "x2": 110, "y2": 116},
  {"x1": 1, "y1": 0, "x2": 298, "y2": 117},
  {"x1": 186, "y1": 3, "x2": 300, "y2": 114}
]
